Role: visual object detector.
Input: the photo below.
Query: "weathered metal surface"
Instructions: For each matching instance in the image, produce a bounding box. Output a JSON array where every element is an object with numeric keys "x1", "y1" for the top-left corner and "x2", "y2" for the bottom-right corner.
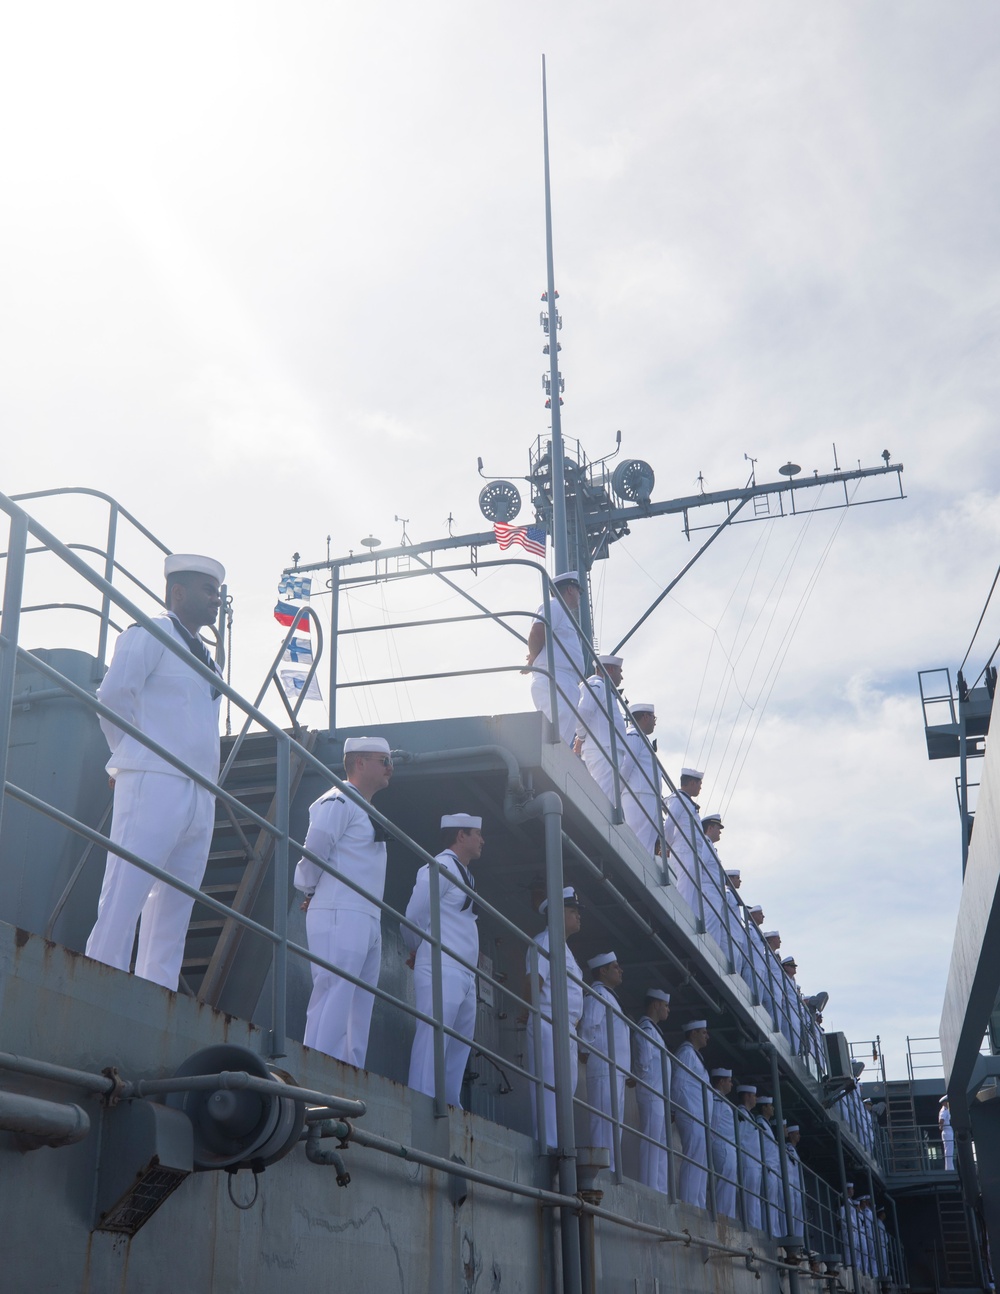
[{"x1": 0, "y1": 921, "x2": 793, "y2": 1294}]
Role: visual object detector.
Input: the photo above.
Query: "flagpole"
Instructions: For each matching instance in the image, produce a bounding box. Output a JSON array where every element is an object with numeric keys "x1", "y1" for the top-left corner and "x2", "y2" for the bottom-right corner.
[{"x1": 542, "y1": 55, "x2": 569, "y2": 578}]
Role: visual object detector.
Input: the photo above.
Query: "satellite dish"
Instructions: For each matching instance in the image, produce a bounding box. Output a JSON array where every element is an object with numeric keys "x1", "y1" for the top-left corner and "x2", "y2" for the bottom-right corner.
[
  {"x1": 611, "y1": 459, "x2": 655, "y2": 505},
  {"x1": 479, "y1": 480, "x2": 522, "y2": 524},
  {"x1": 360, "y1": 535, "x2": 381, "y2": 548},
  {"x1": 165, "y1": 1045, "x2": 305, "y2": 1172},
  {"x1": 778, "y1": 462, "x2": 802, "y2": 477}
]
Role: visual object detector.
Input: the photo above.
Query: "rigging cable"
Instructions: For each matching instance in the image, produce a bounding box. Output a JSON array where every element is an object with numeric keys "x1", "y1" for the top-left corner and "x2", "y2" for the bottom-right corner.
[
  {"x1": 706, "y1": 494, "x2": 822, "y2": 781},
  {"x1": 694, "y1": 519, "x2": 780, "y2": 773},
  {"x1": 959, "y1": 558, "x2": 1000, "y2": 674},
  {"x1": 718, "y1": 483, "x2": 857, "y2": 815}
]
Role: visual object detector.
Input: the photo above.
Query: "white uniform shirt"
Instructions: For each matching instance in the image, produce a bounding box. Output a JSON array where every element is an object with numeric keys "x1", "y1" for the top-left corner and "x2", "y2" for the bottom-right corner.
[
  {"x1": 634, "y1": 1016, "x2": 671, "y2": 1097},
  {"x1": 402, "y1": 849, "x2": 478, "y2": 972},
  {"x1": 580, "y1": 982, "x2": 631, "y2": 1083},
  {"x1": 295, "y1": 788, "x2": 387, "y2": 917},
  {"x1": 664, "y1": 792, "x2": 704, "y2": 903},
  {"x1": 623, "y1": 727, "x2": 661, "y2": 825},
  {"x1": 527, "y1": 929, "x2": 584, "y2": 1029},
  {"x1": 671, "y1": 1039, "x2": 711, "y2": 1118},
  {"x1": 577, "y1": 676, "x2": 632, "y2": 791},
  {"x1": 98, "y1": 614, "x2": 222, "y2": 780},
  {"x1": 712, "y1": 1090, "x2": 738, "y2": 1154},
  {"x1": 532, "y1": 598, "x2": 584, "y2": 680}
]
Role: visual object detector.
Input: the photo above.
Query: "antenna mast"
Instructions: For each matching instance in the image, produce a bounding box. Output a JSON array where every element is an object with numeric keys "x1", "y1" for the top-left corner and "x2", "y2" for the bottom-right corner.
[{"x1": 541, "y1": 55, "x2": 570, "y2": 576}]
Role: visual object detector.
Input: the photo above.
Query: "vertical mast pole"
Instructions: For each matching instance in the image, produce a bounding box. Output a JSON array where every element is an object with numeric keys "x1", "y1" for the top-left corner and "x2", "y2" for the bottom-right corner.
[{"x1": 541, "y1": 56, "x2": 570, "y2": 578}]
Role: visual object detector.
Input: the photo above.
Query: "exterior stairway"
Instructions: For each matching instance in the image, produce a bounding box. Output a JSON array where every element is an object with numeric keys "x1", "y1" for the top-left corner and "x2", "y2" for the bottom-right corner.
[
  {"x1": 181, "y1": 727, "x2": 318, "y2": 1013},
  {"x1": 935, "y1": 1192, "x2": 980, "y2": 1290}
]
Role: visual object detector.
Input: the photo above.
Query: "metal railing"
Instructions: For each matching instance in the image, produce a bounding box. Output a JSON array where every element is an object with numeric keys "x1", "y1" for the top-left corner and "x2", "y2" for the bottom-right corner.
[{"x1": 0, "y1": 489, "x2": 902, "y2": 1285}]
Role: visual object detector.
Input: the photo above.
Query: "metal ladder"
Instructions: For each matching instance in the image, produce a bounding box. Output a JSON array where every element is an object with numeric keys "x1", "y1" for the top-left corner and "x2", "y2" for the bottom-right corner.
[
  {"x1": 181, "y1": 727, "x2": 318, "y2": 1010},
  {"x1": 936, "y1": 1192, "x2": 979, "y2": 1289}
]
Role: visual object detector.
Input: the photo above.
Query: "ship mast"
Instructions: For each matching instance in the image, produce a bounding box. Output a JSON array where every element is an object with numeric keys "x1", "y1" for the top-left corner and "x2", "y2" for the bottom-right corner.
[{"x1": 541, "y1": 55, "x2": 570, "y2": 582}]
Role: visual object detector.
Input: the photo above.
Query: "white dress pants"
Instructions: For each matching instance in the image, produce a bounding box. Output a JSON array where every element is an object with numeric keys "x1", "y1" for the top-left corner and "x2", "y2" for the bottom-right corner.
[
  {"x1": 636, "y1": 1089, "x2": 669, "y2": 1192},
  {"x1": 586, "y1": 1068, "x2": 624, "y2": 1171},
  {"x1": 408, "y1": 962, "x2": 477, "y2": 1107},
  {"x1": 304, "y1": 909, "x2": 381, "y2": 1067},
  {"x1": 530, "y1": 670, "x2": 579, "y2": 747},
  {"x1": 624, "y1": 792, "x2": 660, "y2": 855},
  {"x1": 676, "y1": 1111, "x2": 708, "y2": 1208},
  {"x1": 86, "y1": 771, "x2": 215, "y2": 990},
  {"x1": 526, "y1": 1021, "x2": 578, "y2": 1149},
  {"x1": 711, "y1": 1138, "x2": 738, "y2": 1217}
]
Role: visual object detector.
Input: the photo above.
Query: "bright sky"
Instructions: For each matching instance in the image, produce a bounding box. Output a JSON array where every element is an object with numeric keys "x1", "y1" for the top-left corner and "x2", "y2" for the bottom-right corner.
[{"x1": 2, "y1": 2, "x2": 999, "y2": 1078}]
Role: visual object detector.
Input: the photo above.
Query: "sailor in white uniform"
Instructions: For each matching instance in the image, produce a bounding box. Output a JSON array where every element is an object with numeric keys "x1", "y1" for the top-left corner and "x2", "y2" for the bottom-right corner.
[
  {"x1": 580, "y1": 951, "x2": 632, "y2": 1171},
  {"x1": 780, "y1": 956, "x2": 803, "y2": 1055},
  {"x1": 295, "y1": 735, "x2": 393, "y2": 1067},
  {"x1": 699, "y1": 814, "x2": 731, "y2": 959},
  {"x1": 524, "y1": 571, "x2": 586, "y2": 747},
  {"x1": 86, "y1": 553, "x2": 224, "y2": 991},
  {"x1": 784, "y1": 1125, "x2": 806, "y2": 1246},
  {"x1": 634, "y1": 989, "x2": 672, "y2": 1193},
  {"x1": 939, "y1": 1096, "x2": 954, "y2": 1170},
  {"x1": 402, "y1": 813, "x2": 484, "y2": 1107},
  {"x1": 709, "y1": 1068, "x2": 739, "y2": 1218},
  {"x1": 622, "y1": 702, "x2": 662, "y2": 853},
  {"x1": 755, "y1": 1096, "x2": 786, "y2": 1239},
  {"x1": 724, "y1": 870, "x2": 750, "y2": 978},
  {"x1": 664, "y1": 768, "x2": 705, "y2": 914},
  {"x1": 735, "y1": 1085, "x2": 764, "y2": 1230},
  {"x1": 576, "y1": 655, "x2": 632, "y2": 803},
  {"x1": 671, "y1": 1018, "x2": 712, "y2": 1208},
  {"x1": 524, "y1": 887, "x2": 585, "y2": 1149}
]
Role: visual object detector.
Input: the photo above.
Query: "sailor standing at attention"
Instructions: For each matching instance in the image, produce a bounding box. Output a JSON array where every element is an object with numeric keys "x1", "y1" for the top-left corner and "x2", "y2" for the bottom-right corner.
[
  {"x1": 622, "y1": 702, "x2": 663, "y2": 853},
  {"x1": 939, "y1": 1096, "x2": 954, "y2": 1170},
  {"x1": 664, "y1": 768, "x2": 706, "y2": 914},
  {"x1": 575, "y1": 655, "x2": 632, "y2": 802},
  {"x1": 709, "y1": 1068, "x2": 739, "y2": 1218},
  {"x1": 735, "y1": 1085, "x2": 764, "y2": 1230},
  {"x1": 671, "y1": 1019, "x2": 712, "y2": 1208},
  {"x1": 580, "y1": 951, "x2": 632, "y2": 1171},
  {"x1": 86, "y1": 553, "x2": 224, "y2": 991},
  {"x1": 295, "y1": 736, "x2": 393, "y2": 1067},
  {"x1": 634, "y1": 989, "x2": 672, "y2": 1193},
  {"x1": 523, "y1": 571, "x2": 586, "y2": 747},
  {"x1": 699, "y1": 813, "x2": 730, "y2": 956},
  {"x1": 524, "y1": 887, "x2": 585, "y2": 1149},
  {"x1": 402, "y1": 813, "x2": 485, "y2": 1107},
  {"x1": 755, "y1": 1095, "x2": 786, "y2": 1239}
]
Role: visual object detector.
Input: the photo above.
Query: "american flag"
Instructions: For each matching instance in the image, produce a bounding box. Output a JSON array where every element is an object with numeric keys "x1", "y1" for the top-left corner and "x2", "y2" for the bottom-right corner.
[{"x1": 493, "y1": 523, "x2": 547, "y2": 557}]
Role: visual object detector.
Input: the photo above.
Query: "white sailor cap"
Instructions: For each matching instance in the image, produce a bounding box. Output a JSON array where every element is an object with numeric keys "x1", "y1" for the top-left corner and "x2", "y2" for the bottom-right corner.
[
  {"x1": 749, "y1": 904, "x2": 763, "y2": 914},
  {"x1": 702, "y1": 813, "x2": 724, "y2": 827},
  {"x1": 440, "y1": 813, "x2": 482, "y2": 830},
  {"x1": 757, "y1": 1095, "x2": 774, "y2": 1104},
  {"x1": 554, "y1": 571, "x2": 580, "y2": 585},
  {"x1": 631, "y1": 701, "x2": 655, "y2": 714},
  {"x1": 165, "y1": 553, "x2": 225, "y2": 583},
  {"x1": 763, "y1": 930, "x2": 780, "y2": 939},
  {"x1": 781, "y1": 955, "x2": 797, "y2": 965},
  {"x1": 710, "y1": 1068, "x2": 733, "y2": 1079},
  {"x1": 645, "y1": 988, "x2": 671, "y2": 1003},
  {"x1": 858, "y1": 1194, "x2": 872, "y2": 1202},
  {"x1": 736, "y1": 1084, "x2": 757, "y2": 1094},
  {"x1": 680, "y1": 767, "x2": 705, "y2": 780},
  {"x1": 599, "y1": 654, "x2": 623, "y2": 668},
  {"x1": 682, "y1": 1019, "x2": 708, "y2": 1032},
  {"x1": 726, "y1": 869, "x2": 741, "y2": 879},
  {"x1": 845, "y1": 1180, "x2": 854, "y2": 1188},
  {"x1": 786, "y1": 1125, "x2": 800, "y2": 1133},
  {"x1": 938, "y1": 1095, "x2": 950, "y2": 1104},
  {"x1": 538, "y1": 887, "x2": 580, "y2": 914},
  {"x1": 587, "y1": 951, "x2": 618, "y2": 970},
  {"x1": 343, "y1": 736, "x2": 392, "y2": 756}
]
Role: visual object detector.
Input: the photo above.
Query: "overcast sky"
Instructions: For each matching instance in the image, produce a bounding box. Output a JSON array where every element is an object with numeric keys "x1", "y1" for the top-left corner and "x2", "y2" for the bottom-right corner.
[{"x1": 2, "y1": 2, "x2": 999, "y2": 1078}]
